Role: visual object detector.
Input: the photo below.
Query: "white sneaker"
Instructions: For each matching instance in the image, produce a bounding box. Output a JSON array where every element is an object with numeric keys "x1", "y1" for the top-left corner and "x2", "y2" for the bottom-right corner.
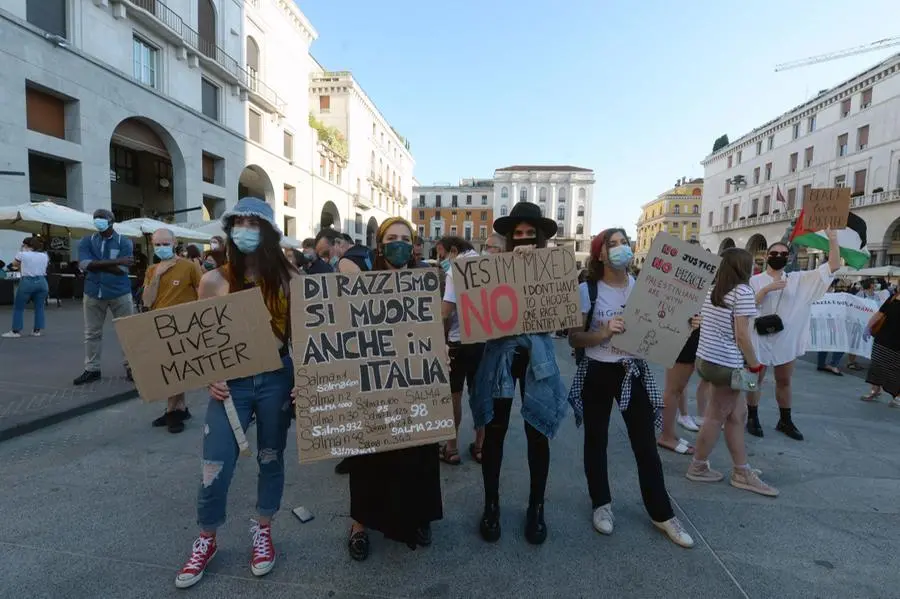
[
  {"x1": 677, "y1": 415, "x2": 700, "y2": 432},
  {"x1": 592, "y1": 503, "x2": 614, "y2": 535},
  {"x1": 694, "y1": 417, "x2": 705, "y2": 427},
  {"x1": 653, "y1": 517, "x2": 694, "y2": 548},
  {"x1": 1, "y1": 331, "x2": 21, "y2": 338}
]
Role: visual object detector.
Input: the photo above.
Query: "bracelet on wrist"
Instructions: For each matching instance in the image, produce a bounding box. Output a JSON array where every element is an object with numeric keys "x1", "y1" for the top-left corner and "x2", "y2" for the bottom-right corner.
[{"x1": 746, "y1": 364, "x2": 763, "y2": 373}]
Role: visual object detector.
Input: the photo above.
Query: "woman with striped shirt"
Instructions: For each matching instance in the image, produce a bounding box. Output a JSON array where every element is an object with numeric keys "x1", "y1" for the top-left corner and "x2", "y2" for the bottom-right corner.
[{"x1": 686, "y1": 248, "x2": 778, "y2": 497}]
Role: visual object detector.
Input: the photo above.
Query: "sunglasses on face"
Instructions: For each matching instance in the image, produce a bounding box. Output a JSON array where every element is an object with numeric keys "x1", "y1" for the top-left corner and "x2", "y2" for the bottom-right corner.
[{"x1": 769, "y1": 251, "x2": 789, "y2": 258}]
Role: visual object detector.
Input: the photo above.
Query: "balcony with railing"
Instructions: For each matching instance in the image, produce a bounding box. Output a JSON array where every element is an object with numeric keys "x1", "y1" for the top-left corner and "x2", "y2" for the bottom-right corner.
[
  {"x1": 710, "y1": 189, "x2": 900, "y2": 234},
  {"x1": 352, "y1": 193, "x2": 372, "y2": 210},
  {"x1": 247, "y1": 67, "x2": 286, "y2": 115},
  {"x1": 115, "y1": 0, "x2": 276, "y2": 105}
]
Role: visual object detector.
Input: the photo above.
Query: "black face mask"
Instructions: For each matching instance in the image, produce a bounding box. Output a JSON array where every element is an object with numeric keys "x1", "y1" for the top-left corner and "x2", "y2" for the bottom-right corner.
[
  {"x1": 508, "y1": 237, "x2": 537, "y2": 250},
  {"x1": 767, "y1": 256, "x2": 788, "y2": 270}
]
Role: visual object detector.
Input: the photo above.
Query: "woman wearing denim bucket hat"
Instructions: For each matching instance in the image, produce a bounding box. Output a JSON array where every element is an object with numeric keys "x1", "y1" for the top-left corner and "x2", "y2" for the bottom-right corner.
[
  {"x1": 471, "y1": 202, "x2": 568, "y2": 546},
  {"x1": 175, "y1": 197, "x2": 300, "y2": 589}
]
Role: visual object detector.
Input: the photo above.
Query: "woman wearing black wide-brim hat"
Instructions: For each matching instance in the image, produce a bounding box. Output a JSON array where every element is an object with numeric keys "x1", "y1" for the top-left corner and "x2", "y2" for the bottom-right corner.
[
  {"x1": 492, "y1": 201, "x2": 558, "y2": 241},
  {"x1": 469, "y1": 202, "x2": 569, "y2": 547}
]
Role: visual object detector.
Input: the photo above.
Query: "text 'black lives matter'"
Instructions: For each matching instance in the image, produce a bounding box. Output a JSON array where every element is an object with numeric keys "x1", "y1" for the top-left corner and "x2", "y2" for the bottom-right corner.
[{"x1": 154, "y1": 304, "x2": 250, "y2": 384}]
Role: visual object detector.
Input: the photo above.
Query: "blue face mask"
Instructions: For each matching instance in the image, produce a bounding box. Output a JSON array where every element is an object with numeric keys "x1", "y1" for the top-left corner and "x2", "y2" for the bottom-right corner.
[
  {"x1": 94, "y1": 218, "x2": 110, "y2": 232},
  {"x1": 231, "y1": 226, "x2": 261, "y2": 254},
  {"x1": 608, "y1": 244, "x2": 634, "y2": 269},
  {"x1": 330, "y1": 256, "x2": 339, "y2": 267},
  {"x1": 440, "y1": 258, "x2": 451, "y2": 273},
  {"x1": 382, "y1": 241, "x2": 413, "y2": 268},
  {"x1": 154, "y1": 245, "x2": 174, "y2": 260}
]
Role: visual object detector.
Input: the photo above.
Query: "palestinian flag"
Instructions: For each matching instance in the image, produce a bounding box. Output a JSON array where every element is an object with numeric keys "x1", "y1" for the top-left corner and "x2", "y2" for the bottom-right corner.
[{"x1": 789, "y1": 210, "x2": 870, "y2": 269}]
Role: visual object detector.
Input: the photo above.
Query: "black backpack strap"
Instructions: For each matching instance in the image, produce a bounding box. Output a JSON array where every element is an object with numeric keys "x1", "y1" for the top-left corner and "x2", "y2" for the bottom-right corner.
[{"x1": 584, "y1": 281, "x2": 598, "y2": 332}]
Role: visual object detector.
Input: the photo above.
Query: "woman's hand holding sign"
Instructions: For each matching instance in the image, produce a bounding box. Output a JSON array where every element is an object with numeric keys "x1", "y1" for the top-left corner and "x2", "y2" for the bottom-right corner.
[
  {"x1": 208, "y1": 381, "x2": 230, "y2": 402},
  {"x1": 605, "y1": 316, "x2": 626, "y2": 336}
]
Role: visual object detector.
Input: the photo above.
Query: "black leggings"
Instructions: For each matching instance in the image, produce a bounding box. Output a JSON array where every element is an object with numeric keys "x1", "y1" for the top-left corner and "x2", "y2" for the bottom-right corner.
[
  {"x1": 582, "y1": 360, "x2": 673, "y2": 522},
  {"x1": 481, "y1": 394, "x2": 550, "y2": 505}
]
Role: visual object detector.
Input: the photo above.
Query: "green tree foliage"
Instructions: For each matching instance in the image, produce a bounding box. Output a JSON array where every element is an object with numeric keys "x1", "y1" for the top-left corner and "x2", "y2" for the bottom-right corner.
[
  {"x1": 712, "y1": 134, "x2": 730, "y2": 153},
  {"x1": 308, "y1": 114, "x2": 349, "y2": 160}
]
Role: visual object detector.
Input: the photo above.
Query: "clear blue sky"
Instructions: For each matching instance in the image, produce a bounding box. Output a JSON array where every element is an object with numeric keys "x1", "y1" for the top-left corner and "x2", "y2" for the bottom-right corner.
[{"x1": 298, "y1": 0, "x2": 899, "y2": 237}]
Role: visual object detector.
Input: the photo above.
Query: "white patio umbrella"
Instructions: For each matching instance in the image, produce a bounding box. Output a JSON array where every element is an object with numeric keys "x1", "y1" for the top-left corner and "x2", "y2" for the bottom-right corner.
[
  {"x1": 179, "y1": 220, "x2": 301, "y2": 249},
  {"x1": 120, "y1": 217, "x2": 212, "y2": 242},
  {"x1": 0, "y1": 200, "x2": 142, "y2": 237}
]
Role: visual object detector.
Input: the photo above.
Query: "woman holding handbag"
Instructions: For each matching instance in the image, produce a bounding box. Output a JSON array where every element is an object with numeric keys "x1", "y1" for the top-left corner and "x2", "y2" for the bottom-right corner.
[
  {"x1": 860, "y1": 291, "x2": 900, "y2": 406},
  {"x1": 686, "y1": 248, "x2": 778, "y2": 497}
]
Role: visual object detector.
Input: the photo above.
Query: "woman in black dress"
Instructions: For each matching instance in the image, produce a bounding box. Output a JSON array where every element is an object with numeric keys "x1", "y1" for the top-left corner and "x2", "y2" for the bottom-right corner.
[
  {"x1": 346, "y1": 217, "x2": 443, "y2": 560},
  {"x1": 861, "y1": 291, "x2": 900, "y2": 406}
]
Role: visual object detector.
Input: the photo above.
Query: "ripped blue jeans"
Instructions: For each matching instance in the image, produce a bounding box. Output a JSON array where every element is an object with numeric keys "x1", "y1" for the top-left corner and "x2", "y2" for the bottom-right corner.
[{"x1": 197, "y1": 354, "x2": 293, "y2": 531}]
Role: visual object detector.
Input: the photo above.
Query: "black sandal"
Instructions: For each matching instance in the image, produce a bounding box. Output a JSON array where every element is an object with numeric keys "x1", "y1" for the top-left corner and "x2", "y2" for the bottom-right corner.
[
  {"x1": 439, "y1": 444, "x2": 461, "y2": 465},
  {"x1": 348, "y1": 528, "x2": 369, "y2": 561}
]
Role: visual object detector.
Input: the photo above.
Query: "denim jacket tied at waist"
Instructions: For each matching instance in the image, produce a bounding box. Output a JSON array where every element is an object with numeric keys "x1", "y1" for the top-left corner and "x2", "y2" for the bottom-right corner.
[{"x1": 470, "y1": 334, "x2": 568, "y2": 439}]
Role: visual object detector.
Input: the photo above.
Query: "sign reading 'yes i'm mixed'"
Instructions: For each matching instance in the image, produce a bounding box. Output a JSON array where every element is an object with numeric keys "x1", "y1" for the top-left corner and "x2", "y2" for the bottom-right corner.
[
  {"x1": 290, "y1": 270, "x2": 455, "y2": 464},
  {"x1": 451, "y1": 247, "x2": 581, "y2": 343}
]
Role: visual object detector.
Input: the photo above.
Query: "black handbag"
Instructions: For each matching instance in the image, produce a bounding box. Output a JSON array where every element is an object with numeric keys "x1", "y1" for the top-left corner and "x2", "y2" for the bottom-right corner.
[{"x1": 754, "y1": 277, "x2": 785, "y2": 336}]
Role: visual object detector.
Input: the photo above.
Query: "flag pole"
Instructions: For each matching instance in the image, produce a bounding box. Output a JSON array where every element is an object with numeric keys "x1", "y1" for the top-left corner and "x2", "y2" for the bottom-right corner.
[{"x1": 777, "y1": 185, "x2": 801, "y2": 272}]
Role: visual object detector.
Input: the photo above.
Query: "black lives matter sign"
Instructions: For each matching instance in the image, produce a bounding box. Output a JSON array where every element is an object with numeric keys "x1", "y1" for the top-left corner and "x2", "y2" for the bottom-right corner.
[
  {"x1": 290, "y1": 270, "x2": 455, "y2": 464},
  {"x1": 114, "y1": 287, "x2": 283, "y2": 401}
]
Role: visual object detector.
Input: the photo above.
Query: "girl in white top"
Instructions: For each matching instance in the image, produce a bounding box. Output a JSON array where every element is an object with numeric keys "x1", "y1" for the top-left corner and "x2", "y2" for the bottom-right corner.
[
  {"x1": 3, "y1": 237, "x2": 50, "y2": 338},
  {"x1": 568, "y1": 228, "x2": 693, "y2": 549},
  {"x1": 687, "y1": 247, "x2": 778, "y2": 496},
  {"x1": 745, "y1": 230, "x2": 840, "y2": 441}
]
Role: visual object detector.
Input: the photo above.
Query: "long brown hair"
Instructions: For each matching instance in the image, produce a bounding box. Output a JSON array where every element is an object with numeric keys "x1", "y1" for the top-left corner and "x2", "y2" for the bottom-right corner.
[
  {"x1": 711, "y1": 247, "x2": 754, "y2": 308},
  {"x1": 586, "y1": 228, "x2": 629, "y2": 283},
  {"x1": 222, "y1": 217, "x2": 298, "y2": 309}
]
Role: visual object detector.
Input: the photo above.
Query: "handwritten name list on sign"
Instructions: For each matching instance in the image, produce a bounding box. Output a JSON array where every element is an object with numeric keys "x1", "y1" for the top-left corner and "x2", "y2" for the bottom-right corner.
[
  {"x1": 803, "y1": 187, "x2": 851, "y2": 231},
  {"x1": 114, "y1": 287, "x2": 283, "y2": 401},
  {"x1": 612, "y1": 233, "x2": 721, "y2": 368},
  {"x1": 451, "y1": 247, "x2": 581, "y2": 343},
  {"x1": 290, "y1": 270, "x2": 455, "y2": 464}
]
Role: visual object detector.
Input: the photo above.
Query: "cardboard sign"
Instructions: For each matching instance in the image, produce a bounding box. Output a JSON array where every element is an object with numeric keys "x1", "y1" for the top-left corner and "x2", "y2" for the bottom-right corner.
[
  {"x1": 450, "y1": 247, "x2": 581, "y2": 343},
  {"x1": 807, "y1": 292, "x2": 878, "y2": 358},
  {"x1": 612, "y1": 233, "x2": 721, "y2": 368},
  {"x1": 803, "y1": 188, "x2": 851, "y2": 231},
  {"x1": 114, "y1": 287, "x2": 283, "y2": 401},
  {"x1": 291, "y1": 270, "x2": 455, "y2": 464}
]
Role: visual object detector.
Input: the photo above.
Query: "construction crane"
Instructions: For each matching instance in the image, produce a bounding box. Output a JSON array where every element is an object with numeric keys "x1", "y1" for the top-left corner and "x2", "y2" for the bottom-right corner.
[{"x1": 775, "y1": 36, "x2": 900, "y2": 71}]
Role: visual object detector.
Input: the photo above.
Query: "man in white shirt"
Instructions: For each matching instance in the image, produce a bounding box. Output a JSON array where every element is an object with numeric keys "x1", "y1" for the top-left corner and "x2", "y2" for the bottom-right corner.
[{"x1": 438, "y1": 236, "x2": 484, "y2": 464}]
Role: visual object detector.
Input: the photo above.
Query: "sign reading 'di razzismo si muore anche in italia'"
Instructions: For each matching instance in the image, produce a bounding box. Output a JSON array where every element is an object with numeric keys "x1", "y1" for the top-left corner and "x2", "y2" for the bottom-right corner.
[
  {"x1": 290, "y1": 269, "x2": 455, "y2": 464},
  {"x1": 114, "y1": 287, "x2": 283, "y2": 401},
  {"x1": 612, "y1": 233, "x2": 721, "y2": 368},
  {"x1": 450, "y1": 246, "x2": 581, "y2": 343}
]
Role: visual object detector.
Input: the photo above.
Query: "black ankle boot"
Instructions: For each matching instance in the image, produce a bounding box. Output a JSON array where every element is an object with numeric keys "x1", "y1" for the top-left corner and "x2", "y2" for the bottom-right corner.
[
  {"x1": 479, "y1": 500, "x2": 501, "y2": 542},
  {"x1": 524, "y1": 503, "x2": 547, "y2": 545}
]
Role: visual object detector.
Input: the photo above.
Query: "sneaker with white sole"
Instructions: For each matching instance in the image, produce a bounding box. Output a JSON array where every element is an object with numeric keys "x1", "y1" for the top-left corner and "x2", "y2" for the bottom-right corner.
[
  {"x1": 250, "y1": 521, "x2": 276, "y2": 577},
  {"x1": 889, "y1": 398, "x2": 900, "y2": 408},
  {"x1": 686, "y1": 459, "x2": 724, "y2": 482},
  {"x1": 592, "y1": 503, "x2": 614, "y2": 535},
  {"x1": 730, "y1": 466, "x2": 779, "y2": 497},
  {"x1": 175, "y1": 535, "x2": 217, "y2": 589},
  {"x1": 677, "y1": 415, "x2": 700, "y2": 432},
  {"x1": 1, "y1": 331, "x2": 21, "y2": 338},
  {"x1": 653, "y1": 517, "x2": 694, "y2": 548}
]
